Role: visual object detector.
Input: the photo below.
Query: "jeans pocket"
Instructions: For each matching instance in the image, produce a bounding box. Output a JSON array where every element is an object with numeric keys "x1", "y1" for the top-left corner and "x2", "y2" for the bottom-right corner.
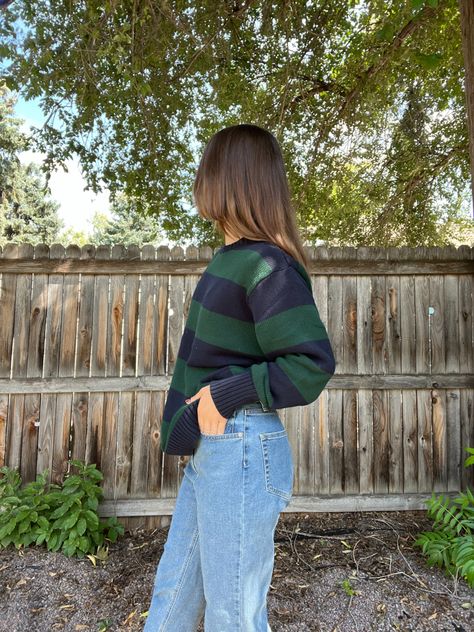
[
  {"x1": 259, "y1": 429, "x2": 294, "y2": 501},
  {"x1": 199, "y1": 415, "x2": 243, "y2": 441}
]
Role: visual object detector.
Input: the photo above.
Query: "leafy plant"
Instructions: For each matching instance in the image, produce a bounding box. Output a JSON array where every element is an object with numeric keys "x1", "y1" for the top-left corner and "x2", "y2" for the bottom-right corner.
[
  {"x1": 413, "y1": 447, "x2": 474, "y2": 588},
  {"x1": 0, "y1": 459, "x2": 124, "y2": 559},
  {"x1": 341, "y1": 577, "x2": 357, "y2": 597}
]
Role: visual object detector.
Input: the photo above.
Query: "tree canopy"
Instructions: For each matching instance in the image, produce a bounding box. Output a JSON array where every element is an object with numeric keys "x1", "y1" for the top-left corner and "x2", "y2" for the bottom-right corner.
[{"x1": 0, "y1": 0, "x2": 472, "y2": 247}]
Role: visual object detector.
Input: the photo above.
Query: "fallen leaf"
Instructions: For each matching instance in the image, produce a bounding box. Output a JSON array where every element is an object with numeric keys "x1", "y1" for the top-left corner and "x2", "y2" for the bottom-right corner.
[
  {"x1": 15, "y1": 579, "x2": 27, "y2": 588},
  {"x1": 123, "y1": 610, "x2": 137, "y2": 625}
]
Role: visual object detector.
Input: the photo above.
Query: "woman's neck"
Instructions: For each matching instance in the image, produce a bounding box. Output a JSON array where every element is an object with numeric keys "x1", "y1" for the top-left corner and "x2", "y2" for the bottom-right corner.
[{"x1": 224, "y1": 232, "x2": 242, "y2": 246}]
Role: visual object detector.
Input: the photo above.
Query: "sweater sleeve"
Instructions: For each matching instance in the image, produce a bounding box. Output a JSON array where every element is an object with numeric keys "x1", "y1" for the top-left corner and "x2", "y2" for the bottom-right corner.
[{"x1": 209, "y1": 264, "x2": 336, "y2": 417}]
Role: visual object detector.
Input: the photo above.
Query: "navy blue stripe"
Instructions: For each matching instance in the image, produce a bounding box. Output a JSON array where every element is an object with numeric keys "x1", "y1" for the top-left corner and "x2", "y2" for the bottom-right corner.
[
  {"x1": 193, "y1": 271, "x2": 252, "y2": 321},
  {"x1": 248, "y1": 265, "x2": 315, "y2": 321},
  {"x1": 162, "y1": 387, "x2": 188, "y2": 422},
  {"x1": 177, "y1": 328, "x2": 265, "y2": 366}
]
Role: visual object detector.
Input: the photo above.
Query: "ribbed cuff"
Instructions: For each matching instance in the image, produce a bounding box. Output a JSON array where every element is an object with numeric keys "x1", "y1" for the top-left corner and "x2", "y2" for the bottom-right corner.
[
  {"x1": 209, "y1": 371, "x2": 260, "y2": 419},
  {"x1": 165, "y1": 400, "x2": 200, "y2": 455}
]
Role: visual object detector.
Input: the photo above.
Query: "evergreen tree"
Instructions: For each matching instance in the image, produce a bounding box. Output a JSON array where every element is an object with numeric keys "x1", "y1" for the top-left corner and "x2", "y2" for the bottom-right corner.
[{"x1": 0, "y1": 83, "x2": 63, "y2": 247}]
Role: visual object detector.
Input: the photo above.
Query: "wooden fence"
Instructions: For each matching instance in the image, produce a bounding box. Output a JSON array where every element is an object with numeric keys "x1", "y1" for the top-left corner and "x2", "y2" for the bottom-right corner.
[{"x1": 0, "y1": 242, "x2": 473, "y2": 530}]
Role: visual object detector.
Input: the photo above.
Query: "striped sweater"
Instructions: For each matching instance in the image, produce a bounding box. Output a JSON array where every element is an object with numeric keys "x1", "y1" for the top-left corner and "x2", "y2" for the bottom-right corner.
[{"x1": 160, "y1": 237, "x2": 336, "y2": 455}]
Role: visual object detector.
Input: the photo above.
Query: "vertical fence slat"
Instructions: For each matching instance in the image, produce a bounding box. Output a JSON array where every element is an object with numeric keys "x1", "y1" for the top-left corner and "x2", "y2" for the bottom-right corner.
[
  {"x1": 100, "y1": 244, "x2": 126, "y2": 500},
  {"x1": 71, "y1": 245, "x2": 95, "y2": 466},
  {"x1": 132, "y1": 244, "x2": 155, "y2": 503},
  {"x1": 400, "y1": 252, "x2": 418, "y2": 493},
  {"x1": 38, "y1": 244, "x2": 64, "y2": 484},
  {"x1": 160, "y1": 244, "x2": 183, "y2": 498},
  {"x1": 114, "y1": 245, "x2": 140, "y2": 500},
  {"x1": 87, "y1": 245, "x2": 110, "y2": 480},
  {"x1": 445, "y1": 265, "x2": 462, "y2": 491},
  {"x1": 386, "y1": 255, "x2": 403, "y2": 494},
  {"x1": 430, "y1": 269, "x2": 447, "y2": 492},
  {"x1": 153, "y1": 246, "x2": 171, "y2": 506},
  {"x1": 313, "y1": 245, "x2": 330, "y2": 493},
  {"x1": 52, "y1": 244, "x2": 77, "y2": 486},
  {"x1": 327, "y1": 247, "x2": 344, "y2": 494},
  {"x1": 417, "y1": 390, "x2": 433, "y2": 492},
  {"x1": 1, "y1": 245, "x2": 18, "y2": 470},
  {"x1": 55, "y1": 245, "x2": 81, "y2": 486},
  {"x1": 342, "y1": 248, "x2": 358, "y2": 494},
  {"x1": 459, "y1": 266, "x2": 474, "y2": 491},
  {"x1": 415, "y1": 271, "x2": 432, "y2": 490},
  {"x1": 13, "y1": 244, "x2": 37, "y2": 483},
  {"x1": 388, "y1": 389, "x2": 403, "y2": 492},
  {"x1": 356, "y1": 247, "x2": 374, "y2": 494}
]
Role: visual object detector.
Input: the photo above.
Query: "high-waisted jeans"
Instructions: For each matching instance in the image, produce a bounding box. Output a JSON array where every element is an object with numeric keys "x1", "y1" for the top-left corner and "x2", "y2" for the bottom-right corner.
[{"x1": 143, "y1": 401, "x2": 294, "y2": 632}]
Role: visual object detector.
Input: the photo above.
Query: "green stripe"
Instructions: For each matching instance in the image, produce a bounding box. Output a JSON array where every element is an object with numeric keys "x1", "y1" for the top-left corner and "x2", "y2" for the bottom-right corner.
[
  {"x1": 255, "y1": 304, "x2": 329, "y2": 352},
  {"x1": 188, "y1": 303, "x2": 260, "y2": 355},
  {"x1": 167, "y1": 356, "x2": 213, "y2": 398},
  {"x1": 208, "y1": 249, "x2": 275, "y2": 293},
  {"x1": 276, "y1": 354, "x2": 331, "y2": 402}
]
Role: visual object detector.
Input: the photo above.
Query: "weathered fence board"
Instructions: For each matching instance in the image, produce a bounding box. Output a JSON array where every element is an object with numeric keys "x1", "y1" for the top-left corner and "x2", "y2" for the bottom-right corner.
[{"x1": 0, "y1": 243, "x2": 473, "y2": 530}]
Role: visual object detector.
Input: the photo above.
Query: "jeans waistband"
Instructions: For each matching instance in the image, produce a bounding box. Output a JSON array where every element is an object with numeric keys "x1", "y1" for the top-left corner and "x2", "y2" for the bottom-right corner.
[{"x1": 234, "y1": 401, "x2": 277, "y2": 414}]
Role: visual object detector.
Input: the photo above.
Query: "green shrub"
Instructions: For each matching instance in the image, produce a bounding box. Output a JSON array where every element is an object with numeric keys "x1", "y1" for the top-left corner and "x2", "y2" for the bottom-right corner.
[
  {"x1": 413, "y1": 447, "x2": 474, "y2": 588},
  {"x1": 0, "y1": 458, "x2": 124, "y2": 558}
]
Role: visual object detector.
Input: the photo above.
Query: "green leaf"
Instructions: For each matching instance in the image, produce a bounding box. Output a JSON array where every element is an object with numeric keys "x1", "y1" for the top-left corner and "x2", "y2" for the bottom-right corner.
[
  {"x1": 50, "y1": 502, "x2": 72, "y2": 519},
  {"x1": 62, "y1": 511, "x2": 80, "y2": 530},
  {"x1": 36, "y1": 533, "x2": 47, "y2": 545},
  {"x1": 413, "y1": 51, "x2": 443, "y2": 70},
  {"x1": 76, "y1": 517, "x2": 87, "y2": 536},
  {"x1": 48, "y1": 533, "x2": 58, "y2": 550},
  {"x1": 0, "y1": 518, "x2": 16, "y2": 539},
  {"x1": 37, "y1": 516, "x2": 49, "y2": 530},
  {"x1": 17, "y1": 518, "x2": 30, "y2": 534},
  {"x1": 84, "y1": 509, "x2": 99, "y2": 529},
  {"x1": 78, "y1": 535, "x2": 91, "y2": 552},
  {"x1": 375, "y1": 23, "x2": 395, "y2": 41}
]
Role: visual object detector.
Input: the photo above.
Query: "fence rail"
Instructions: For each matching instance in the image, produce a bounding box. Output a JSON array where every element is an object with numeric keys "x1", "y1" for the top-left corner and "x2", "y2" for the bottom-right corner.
[{"x1": 0, "y1": 242, "x2": 473, "y2": 528}]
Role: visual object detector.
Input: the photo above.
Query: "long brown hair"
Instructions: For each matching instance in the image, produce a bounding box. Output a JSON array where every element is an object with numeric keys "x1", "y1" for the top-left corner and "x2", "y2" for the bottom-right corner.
[{"x1": 192, "y1": 123, "x2": 310, "y2": 272}]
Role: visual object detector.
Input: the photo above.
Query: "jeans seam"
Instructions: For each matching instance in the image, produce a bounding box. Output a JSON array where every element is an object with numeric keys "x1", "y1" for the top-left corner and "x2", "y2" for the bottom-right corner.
[
  {"x1": 259, "y1": 435, "x2": 292, "y2": 501},
  {"x1": 239, "y1": 431, "x2": 246, "y2": 631},
  {"x1": 159, "y1": 526, "x2": 199, "y2": 631}
]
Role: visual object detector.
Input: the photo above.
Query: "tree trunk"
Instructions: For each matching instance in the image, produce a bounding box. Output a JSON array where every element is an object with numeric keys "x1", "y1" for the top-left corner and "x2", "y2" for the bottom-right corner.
[{"x1": 459, "y1": 0, "x2": 474, "y2": 215}]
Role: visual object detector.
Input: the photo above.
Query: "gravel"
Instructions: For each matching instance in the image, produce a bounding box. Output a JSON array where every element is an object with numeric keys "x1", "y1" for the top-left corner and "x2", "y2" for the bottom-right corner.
[{"x1": 0, "y1": 510, "x2": 473, "y2": 631}]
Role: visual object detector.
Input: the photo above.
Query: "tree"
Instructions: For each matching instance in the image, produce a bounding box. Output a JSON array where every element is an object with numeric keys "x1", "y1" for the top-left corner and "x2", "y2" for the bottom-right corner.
[
  {"x1": 89, "y1": 194, "x2": 162, "y2": 247},
  {"x1": 0, "y1": 83, "x2": 63, "y2": 247},
  {"x1": 0, "y1": 0, "x2": 471, "y2": 246},
  {"x1": 460, "y1": 0, "x2": 474, "y2": 210}
]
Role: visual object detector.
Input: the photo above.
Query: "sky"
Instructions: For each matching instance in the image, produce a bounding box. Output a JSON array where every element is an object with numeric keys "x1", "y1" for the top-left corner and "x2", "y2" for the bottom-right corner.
[{"x1": 15, "y1": 95, "x2": 112, "y2": 234}]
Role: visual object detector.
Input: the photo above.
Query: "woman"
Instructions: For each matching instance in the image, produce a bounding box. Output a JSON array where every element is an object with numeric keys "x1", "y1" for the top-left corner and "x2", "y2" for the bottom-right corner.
[{"x1": 144, "y1": 123, "x2": 336, "y2": 631}]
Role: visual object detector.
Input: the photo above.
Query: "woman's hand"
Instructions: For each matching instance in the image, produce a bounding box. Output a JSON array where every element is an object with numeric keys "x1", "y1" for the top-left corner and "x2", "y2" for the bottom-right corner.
[{"x1": 185, "y1": 385, "x2": 228, "y2": 435}]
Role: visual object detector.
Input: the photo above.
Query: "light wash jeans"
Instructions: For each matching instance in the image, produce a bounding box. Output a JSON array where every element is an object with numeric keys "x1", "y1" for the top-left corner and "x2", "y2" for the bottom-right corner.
[{"x1": 143, "y1": 402, "x2": 294, "y2": 631}]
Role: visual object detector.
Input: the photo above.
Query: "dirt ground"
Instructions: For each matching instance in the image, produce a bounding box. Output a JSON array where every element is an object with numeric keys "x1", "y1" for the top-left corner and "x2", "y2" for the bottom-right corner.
[{"x1": 0, "y1": 509, "x2": 473, "y2": 632}]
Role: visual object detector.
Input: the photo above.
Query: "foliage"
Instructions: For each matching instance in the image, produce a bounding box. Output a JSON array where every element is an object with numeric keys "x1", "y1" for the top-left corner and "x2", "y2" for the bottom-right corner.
[
  {"x1": 0, "y1": 458, "x2": 124, "y2": 559},
  {"x1": 0, "y1": 82, "x2": 64, "y2": 247},
  {"x1": 413, "y1": 447, "x2": 474, "y2": 588},
  {"x1": 0, "y1": 0, "x2": 471, "y2": 247},
  {"x1": 89, "y1": 192, "x2": 161, "y2": 246}
]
